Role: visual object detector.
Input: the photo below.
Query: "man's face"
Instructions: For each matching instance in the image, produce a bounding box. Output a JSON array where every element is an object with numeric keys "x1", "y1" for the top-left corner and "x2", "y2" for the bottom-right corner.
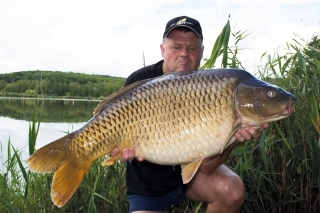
[{"x1": 161, "y1": 29, "x2": 204, "y2": 73}]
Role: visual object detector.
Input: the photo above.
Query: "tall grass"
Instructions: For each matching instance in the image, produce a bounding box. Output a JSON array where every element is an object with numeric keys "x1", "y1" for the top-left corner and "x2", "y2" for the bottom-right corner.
[
  {"x1": 0, "y1": 20, "x2": 319, "y2": 212},
  {"x1": 227, "y1": 33, "x2": 320, "y2": 212}
]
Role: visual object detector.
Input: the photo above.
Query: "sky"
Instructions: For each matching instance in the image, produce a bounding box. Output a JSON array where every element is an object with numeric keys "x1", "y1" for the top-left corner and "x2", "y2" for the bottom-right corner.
[{"x1": 0, "y1": 0, "x2": 319, "y2": 78}]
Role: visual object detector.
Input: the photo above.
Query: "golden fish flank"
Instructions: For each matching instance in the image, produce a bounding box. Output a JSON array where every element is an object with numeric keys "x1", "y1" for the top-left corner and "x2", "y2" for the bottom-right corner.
[{"x1": 26, "y1": 68, "x2": 296, "y2": 207}]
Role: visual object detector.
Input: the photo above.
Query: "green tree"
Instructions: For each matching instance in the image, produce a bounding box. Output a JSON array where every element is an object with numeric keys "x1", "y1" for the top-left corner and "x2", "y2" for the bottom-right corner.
[{"x1": 0, "y1": 79, "x2": 7, "y2": 90}]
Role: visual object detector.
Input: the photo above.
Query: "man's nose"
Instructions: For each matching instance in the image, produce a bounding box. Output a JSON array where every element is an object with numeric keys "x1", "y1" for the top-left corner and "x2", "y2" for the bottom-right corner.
[{"x1": 180, "y1": 47, "x2": 189, "y2": 56}]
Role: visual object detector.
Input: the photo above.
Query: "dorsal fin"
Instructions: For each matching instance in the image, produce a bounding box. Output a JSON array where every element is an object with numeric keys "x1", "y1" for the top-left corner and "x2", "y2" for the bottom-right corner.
[{"x1": 93, "y1": 78, "x2": 151, "y2": 116}]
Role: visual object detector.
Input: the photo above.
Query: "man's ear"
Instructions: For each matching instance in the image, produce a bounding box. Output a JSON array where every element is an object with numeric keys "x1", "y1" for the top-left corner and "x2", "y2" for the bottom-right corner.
[
  {"x1": 201, "y1": 45, "x2": 204, "y2": 58},
  {"x1": 160, "y1": 44, "x2": 165, "y2": 57}
]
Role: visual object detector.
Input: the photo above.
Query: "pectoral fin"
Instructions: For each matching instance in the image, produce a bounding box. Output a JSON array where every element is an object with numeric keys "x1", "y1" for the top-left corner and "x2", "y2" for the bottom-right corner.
[
  {"x1": 181, "y1": 158, "x2": 203, "y2": 184},
  {"x1": 221, "y1": 121, "x2": 242, "y2": 153}
]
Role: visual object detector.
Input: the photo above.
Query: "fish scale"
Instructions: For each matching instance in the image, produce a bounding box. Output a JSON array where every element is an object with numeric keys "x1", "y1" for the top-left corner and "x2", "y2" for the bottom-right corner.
[{"x1": 27, "y1": 68, "x2": 296, "y2": 207}]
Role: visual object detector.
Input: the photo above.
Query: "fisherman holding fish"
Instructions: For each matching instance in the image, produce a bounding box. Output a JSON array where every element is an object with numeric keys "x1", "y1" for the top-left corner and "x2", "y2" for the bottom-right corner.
[
  {"x1": 27, "y1": 15, "x2": 296, "y2": 211},
  {"x1": 110, "y1": 16, "x2": 269, "y2": 213}
]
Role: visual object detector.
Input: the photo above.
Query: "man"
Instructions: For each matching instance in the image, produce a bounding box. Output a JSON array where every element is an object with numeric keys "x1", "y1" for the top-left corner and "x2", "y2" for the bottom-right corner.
[{"x1": 111, "y1": 16, "x2": 269, "y2": 213}]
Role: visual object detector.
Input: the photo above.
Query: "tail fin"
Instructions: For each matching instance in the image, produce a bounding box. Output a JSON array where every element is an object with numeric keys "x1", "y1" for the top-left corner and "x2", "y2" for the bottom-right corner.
[
  {"x1": 50, "y1": 157, "x2": 91, "y2": 207},
  {"x1": 27, "y1": 133, "x2": 74, "y2": 173},
  {"x1": 26, "y1": 133, "x2": 92, "y2": 208}
]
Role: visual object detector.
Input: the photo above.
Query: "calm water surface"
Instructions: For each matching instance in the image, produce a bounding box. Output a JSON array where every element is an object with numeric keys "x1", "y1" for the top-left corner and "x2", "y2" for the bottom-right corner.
[{"x1": 0, "y1": 97, "x2": 100, "y2": 170}]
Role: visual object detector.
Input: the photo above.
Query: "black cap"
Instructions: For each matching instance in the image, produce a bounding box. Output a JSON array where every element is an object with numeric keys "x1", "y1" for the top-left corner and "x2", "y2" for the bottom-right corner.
[{"x1": 163, "y1": 16, "x2": 203, "y2": 38}]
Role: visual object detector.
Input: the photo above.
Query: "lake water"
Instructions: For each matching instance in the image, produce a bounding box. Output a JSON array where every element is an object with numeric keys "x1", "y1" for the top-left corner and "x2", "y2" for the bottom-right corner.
[{"x1": 0, "y1": 97, "x2": 101, "y2": 171}]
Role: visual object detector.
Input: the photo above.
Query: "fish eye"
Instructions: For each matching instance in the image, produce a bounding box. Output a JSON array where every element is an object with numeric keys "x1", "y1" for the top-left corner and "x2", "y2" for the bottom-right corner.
[{"x1": 267, "y1": 89, "x2": 277, "y2": 98}]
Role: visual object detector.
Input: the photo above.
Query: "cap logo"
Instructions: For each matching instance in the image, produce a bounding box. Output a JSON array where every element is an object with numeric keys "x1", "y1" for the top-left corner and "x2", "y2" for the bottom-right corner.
[
  {"x1": 177, "y1": 18, "x2": 187, "y2": 25},
  {"x1": 170, "y1": 18, "x2": 193, "y2": 27}
]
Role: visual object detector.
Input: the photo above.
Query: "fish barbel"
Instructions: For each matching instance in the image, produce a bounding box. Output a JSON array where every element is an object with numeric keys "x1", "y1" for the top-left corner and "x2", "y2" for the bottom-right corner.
[{"x1": 26, "y1": 68, "x2": 296, "y2": 207}]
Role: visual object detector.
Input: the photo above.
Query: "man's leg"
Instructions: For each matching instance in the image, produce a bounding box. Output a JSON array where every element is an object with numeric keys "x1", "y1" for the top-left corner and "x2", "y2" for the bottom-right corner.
[{"x1": 185, "y1": 164, "x2": 245, "y2": 213}]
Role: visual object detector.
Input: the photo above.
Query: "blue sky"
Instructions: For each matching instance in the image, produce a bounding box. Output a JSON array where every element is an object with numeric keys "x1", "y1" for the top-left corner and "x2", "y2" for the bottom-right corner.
[{"x1": 0, "y1": 0, "x2": 319, "y2": 78}]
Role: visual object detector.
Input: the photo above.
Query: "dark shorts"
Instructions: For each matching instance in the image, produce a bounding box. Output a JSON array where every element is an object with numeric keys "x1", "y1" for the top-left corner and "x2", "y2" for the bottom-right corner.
[{"x1": 128, "y1": 185, "x2": 186, "y2": 212}]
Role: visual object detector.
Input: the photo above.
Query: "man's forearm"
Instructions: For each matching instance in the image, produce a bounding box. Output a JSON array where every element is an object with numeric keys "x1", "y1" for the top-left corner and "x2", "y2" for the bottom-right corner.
[{"x1": 199, "y1": 140, "x2": 239, "y2": 174}]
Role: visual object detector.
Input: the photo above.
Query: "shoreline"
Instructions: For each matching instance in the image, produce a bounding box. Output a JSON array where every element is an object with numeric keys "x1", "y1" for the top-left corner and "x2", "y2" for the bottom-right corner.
[{"x1": 0, "y1": 96, "x2": 101, "y2": 102}]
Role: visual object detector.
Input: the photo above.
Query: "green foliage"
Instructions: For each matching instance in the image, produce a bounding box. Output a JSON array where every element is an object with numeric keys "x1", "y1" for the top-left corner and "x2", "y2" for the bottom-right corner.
[
  {"x1": 0, "y1": 70, "x2": 126, "y2": 99},
  {"x1": 227, "y1": 34, "x2": 320, "y2": 212},
  {"x1": 201, "y1": 18, "x2": 231, "y2": 69}
]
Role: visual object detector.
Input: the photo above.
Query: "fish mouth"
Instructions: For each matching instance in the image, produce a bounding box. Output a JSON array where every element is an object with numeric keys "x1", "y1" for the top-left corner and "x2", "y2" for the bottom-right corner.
[{"x1": 282, "y1": 99, "x2": 296, "y2": 115}]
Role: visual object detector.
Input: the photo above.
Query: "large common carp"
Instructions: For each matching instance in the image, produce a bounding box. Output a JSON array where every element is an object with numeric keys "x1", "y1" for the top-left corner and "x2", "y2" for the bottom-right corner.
[{"x1": 27, "y1": 68, "x2": 296, "y2": 207}]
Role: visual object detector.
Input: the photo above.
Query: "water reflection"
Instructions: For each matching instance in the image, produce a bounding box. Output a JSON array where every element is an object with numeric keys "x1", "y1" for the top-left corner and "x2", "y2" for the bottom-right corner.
[
  {"x1": 0, "y1": 98, "x2": 101, "y2": 169},
  {"x1": 0, "y1": 97, "x2": 100, "y2": 122}
]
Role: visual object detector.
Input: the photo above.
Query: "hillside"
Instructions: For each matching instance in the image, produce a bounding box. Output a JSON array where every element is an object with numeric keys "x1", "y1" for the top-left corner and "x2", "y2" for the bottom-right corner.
[{"x1": 0, "y1": 70, "x2": 126, "y2": 99}]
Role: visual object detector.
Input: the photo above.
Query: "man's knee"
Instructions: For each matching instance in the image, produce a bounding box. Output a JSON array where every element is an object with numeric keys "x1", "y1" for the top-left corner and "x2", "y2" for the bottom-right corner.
[{"x1": 214, "y1": 173, "x2": 245, "y2": 207}]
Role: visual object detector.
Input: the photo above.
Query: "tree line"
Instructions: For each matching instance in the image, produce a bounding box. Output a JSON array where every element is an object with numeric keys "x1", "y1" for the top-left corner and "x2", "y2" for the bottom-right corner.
[{"x1": 0, "y1": 70, "x2": 126, "y2": 99}]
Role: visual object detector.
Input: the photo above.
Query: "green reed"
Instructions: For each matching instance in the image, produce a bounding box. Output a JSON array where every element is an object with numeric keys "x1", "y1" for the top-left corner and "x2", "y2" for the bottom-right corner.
[{"x1": 227, "y1": 36, "x2": 320, "y2": 212}]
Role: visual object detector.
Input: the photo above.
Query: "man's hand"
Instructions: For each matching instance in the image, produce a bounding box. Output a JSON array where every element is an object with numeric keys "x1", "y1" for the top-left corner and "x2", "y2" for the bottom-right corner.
[
  {"x1": 235, "y1": 123, "x2": 269, "y2": 143},
  {"x1": 109, "y1": 147, "x2": 143, "y2": 163}
]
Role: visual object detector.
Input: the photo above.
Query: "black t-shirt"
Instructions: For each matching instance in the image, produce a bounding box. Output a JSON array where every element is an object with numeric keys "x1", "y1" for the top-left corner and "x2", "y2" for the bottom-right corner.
[{"x1": 124, "y1": 60, "x2": 183, "y2": 196}]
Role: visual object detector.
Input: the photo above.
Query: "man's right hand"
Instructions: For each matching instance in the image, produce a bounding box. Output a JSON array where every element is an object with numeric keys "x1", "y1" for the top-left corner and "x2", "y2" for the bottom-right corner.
[{"x1": 110, "y1": 147, "x2": 144, "y2": 163}]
